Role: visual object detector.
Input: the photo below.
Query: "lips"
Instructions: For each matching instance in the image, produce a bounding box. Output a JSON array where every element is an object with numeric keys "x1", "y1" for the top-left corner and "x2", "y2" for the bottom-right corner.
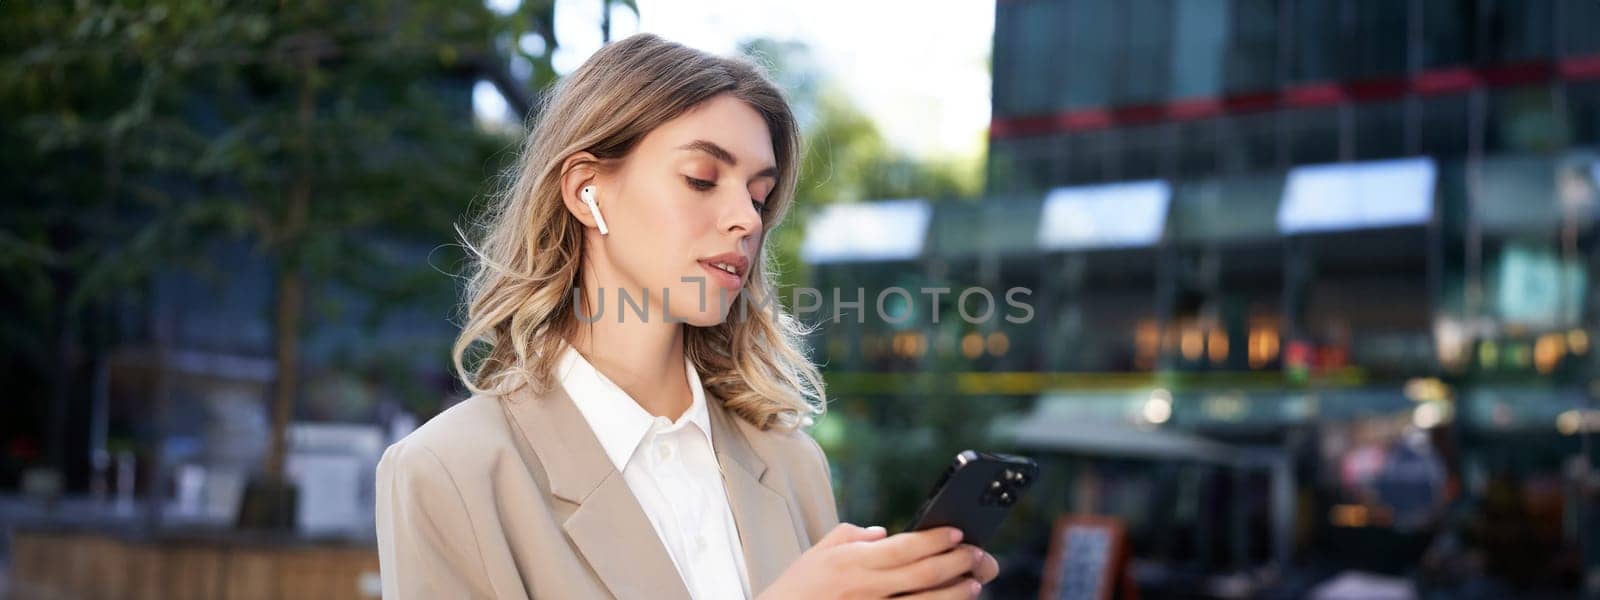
[
  {"x1": 698, "y1": 252, "x2": 748, "y2": 277},
  {"x1": 697, "y1": 252, "x2": 749, "y2": 289}
]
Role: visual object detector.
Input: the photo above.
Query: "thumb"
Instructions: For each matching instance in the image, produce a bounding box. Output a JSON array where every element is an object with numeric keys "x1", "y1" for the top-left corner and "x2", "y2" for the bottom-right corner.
[{"x1": 815, "y1": 522, "x2": 888, "y2": 549}]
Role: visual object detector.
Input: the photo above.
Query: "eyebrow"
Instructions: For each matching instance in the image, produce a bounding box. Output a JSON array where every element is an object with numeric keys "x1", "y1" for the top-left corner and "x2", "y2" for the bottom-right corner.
[{"x1": 677, "y1": 140, "x2": 779, "y2": 180}]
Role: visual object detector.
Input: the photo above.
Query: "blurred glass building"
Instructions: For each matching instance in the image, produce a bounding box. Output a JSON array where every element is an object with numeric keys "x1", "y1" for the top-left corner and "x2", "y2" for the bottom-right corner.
[{"x1": 805, "y1": 1, "x2": 1600, "y2": 597}]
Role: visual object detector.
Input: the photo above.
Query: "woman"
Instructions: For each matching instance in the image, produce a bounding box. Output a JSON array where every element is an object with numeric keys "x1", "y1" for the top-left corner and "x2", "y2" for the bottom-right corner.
[{"x1": 375, "y1": 33, "x2": 998, "y2": 599}]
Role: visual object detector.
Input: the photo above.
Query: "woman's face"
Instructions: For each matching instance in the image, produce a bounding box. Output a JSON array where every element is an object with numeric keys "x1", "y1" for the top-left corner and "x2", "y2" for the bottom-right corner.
[{"x1": 584, "y1": 94, "x2": 776, "y2": 327}]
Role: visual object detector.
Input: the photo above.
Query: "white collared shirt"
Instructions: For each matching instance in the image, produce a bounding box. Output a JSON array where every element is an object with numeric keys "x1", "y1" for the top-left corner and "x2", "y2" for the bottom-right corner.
[{"x1": 556, "y1": 343, "x2": 751, "y2": 599}]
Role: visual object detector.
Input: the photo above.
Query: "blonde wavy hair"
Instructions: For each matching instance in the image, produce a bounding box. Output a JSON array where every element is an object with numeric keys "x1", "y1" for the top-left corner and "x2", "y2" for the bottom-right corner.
[{"x1": 452, "y1": 33, "x2": 826, "y2": 431}]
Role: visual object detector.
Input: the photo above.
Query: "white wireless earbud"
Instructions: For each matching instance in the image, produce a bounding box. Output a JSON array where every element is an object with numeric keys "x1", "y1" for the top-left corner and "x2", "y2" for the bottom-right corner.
[{"x1": 580, "y1": 185, "x2": 609, "y2": 235}]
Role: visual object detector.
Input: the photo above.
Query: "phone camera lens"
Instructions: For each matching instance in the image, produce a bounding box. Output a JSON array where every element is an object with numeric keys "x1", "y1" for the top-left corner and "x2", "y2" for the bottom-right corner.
[
  {"x1": 998, "y1": 491, "x2": 1015, "y2": 507},
  {"x1": 989, "y1": 480, "x2": 1003, "y2": 491}
]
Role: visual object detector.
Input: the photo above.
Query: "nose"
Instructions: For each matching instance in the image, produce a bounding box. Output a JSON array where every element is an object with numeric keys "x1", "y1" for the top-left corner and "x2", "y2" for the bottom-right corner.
[{"x1": 720, "y1": 191, "x2": 763, "y2": 250}]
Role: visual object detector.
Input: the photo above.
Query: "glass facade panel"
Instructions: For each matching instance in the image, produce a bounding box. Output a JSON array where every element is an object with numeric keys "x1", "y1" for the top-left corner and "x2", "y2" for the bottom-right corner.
[
  {"x1": 1286, "y1": 107, "x2": 1342, "y2": 165},
  {"x1": 1170, "y1": 172, "x2": 1286, "y2": 243},
  {"x1": 999, "y1": 136, "x2": 1057, "y2": 194},
  {"x1": 1419, "y1": 94, "x2": 1471, "y2": 157},
  {"x1": 1420, "y1": 0, "x2": 1473, "y2": 67},
  {"x1": 1017, "y1": 0, "x2": 1067, "y2": 115},
  {"x1": 1118, "y1": 0, "x2": 1174, "y2": 105},
  {"x1": 1351, "y1": 0, "x2": 1410, "y2": 78},
  {"x1": 1170, "y1": 0, "x2": 1230, "y2": 99},
  {"x1": 1063, "y1": 0, "x2": 1116, "y2": 108},
  {"x1": 1118, "y1": 124, "x2": 1173, "y2": 181},
  {"x1": 1485, "y1": 0, "x2": 1554, "y2": 62},
  {"x1": 1558, "y1": 0, "x2": 1600, "y2": 56},
  {"x1": 991, "y1": 0, "x2": 1020, "y2": 117},
  {"x1": 1291, "y1": 0, "x2": 1344, "y2": 81},
  {"x1": 1218, "y1": 112, "x2": 1281, "y2": 172},
  {"x1": 1226, "y1": 0, "x2": 1280, "y2": 92},
  {"x1": 1353, "y1": 101, "x2": 1407, "y2": 160},
  {"x1": 1176, "y1": 119, "x2": 1220, "y2": 179},
  {"x1": 1065, "y1": 130, "x2": 1112, "y2": 185},
  {"x1": 1571, "y1": 82, "x2": 1600, "y2": 146},
  {"x1": 1487, "y1": 86, "x2": 1566, "y2": 154}
]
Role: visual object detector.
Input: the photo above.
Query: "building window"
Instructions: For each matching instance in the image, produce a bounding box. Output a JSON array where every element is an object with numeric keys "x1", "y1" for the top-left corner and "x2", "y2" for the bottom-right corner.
[
  {"x1": 1420, "y1": 0, "x2": 1473, "y2": 68},
  {"x1": 1286, "y1": 107, "x2": 1342, "y2": 165},
  {"x1": 1570, "y1": 82, "x2": 1600, "y2": 146},
  {"x1": 1350, "y1": 0, "x2": 1410, "y2": 78},
  {"x1": 1484, "y1": 0, "x2": 1554, "y2": 63},
  {"x1": 1063, "y1": 0, "x2": 1116, "y2": 108},
  {"x1": 1354, "y1": 101, "x2": 1408, "y2": 161},
  {"x1": 1010, "y1": 0, "x2": 1067, "y2": 116},
  {"x1": 1117, "y1": 0, "x2": 1173, "y2": 105},
  {"x1": 1218, "y1": 113, "x2": 1280, "y2": 173},
  {"x1": 1419, "y1": 94, "x2": 1471, "y2": 157},
  {"x1": 1559, "y1": 0, "x2": 1600, "y2": 56},
  {"x1": 1291, "y1": 0, "x2": 1344, "y2": 82},
  {"x1": 1170, "y1": 0, "x2": 1230, "y2": 99},
  {"x1": 1226, "y1": 0, "x2": 1280, "y2": 92}
]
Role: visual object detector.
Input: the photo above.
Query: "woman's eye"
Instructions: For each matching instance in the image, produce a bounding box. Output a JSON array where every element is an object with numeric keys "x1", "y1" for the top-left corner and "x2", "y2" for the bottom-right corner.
[{"x1": 686, "y1": 174, "x2": 765, "y2": 214}]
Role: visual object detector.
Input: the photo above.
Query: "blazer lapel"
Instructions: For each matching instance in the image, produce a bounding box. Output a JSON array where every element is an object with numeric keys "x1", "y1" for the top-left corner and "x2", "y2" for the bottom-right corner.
[
  {"x1": 501, "y1": 384, "x2": 692, "y2": 600},
  {"x1": 708, "y1": 400, "x2": 806, "y2": 596}
]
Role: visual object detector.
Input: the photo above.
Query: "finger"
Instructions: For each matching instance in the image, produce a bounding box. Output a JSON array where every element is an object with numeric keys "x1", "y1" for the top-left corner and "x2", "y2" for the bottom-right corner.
[
  {"x1": 967, "y1": 545, "x2": 998, "y2": 584},
  {"x1": 879, "y1": 546, "x2": 983, "y2": 595},
  {"x1": 815, "y1": 522, "x2": 888, "y2": 549},
  {"x1": 895, "y1": 577, "x2": 981, "y2": 600},
  {"x1": 904, "y1": 546, "x2": 991, "y2": 595},
  {"x1": 860, "y1": 527, "x2": 964, "y2": 569},
  {"x1": 911, "y1": 574, "x2": 972, "y2": 597}
]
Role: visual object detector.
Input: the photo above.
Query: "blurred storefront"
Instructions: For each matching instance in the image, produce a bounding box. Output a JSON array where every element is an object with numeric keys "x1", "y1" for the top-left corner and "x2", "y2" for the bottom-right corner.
[{"x1": 806, "y1": 1, "x2": 1600, "y2": 597}]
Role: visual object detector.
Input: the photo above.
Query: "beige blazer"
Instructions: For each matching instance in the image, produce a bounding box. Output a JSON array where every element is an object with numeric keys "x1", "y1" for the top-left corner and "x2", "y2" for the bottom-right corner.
[{"x1": 374, "y1": 382, "x2": 840, "y2": 599}]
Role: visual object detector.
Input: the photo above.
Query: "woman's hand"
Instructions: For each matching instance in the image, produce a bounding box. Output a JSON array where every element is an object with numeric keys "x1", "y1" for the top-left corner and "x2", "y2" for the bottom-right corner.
[{"x1": 758, "y1": 523, "x2": 1001, "y2": 599}]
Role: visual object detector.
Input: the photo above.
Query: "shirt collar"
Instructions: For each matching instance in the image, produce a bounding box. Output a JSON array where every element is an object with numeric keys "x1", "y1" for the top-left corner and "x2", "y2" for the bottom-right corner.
[{"x1": 555, "y1": 342, "x2": 715, "y2": 471}]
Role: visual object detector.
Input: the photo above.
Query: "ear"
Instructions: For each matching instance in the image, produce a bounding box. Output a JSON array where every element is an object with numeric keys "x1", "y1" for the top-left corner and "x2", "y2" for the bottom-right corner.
[{"x1": 559, "y1": 151, "x2": 606, "y2": 230}]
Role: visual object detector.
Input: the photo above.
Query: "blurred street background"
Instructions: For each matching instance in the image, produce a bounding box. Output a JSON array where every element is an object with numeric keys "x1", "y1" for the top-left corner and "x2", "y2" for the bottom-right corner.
[{"x1": 5, "y1": 0, "x2": 1600, "y2": 598}]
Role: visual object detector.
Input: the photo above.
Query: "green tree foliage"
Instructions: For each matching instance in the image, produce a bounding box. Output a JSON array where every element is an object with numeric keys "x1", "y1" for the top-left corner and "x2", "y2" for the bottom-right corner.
[
  {"x1": 737, "y1": 38, "x2": 983, "y2": 294},
  {"x1": 0, "y1": 0, "x2": 606, "y2": 486}
]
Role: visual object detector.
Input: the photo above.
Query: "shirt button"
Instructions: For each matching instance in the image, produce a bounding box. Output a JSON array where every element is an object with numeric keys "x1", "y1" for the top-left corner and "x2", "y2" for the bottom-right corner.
[
  {"x1": 694, "y1": 534, "x2": 707, "y2": 553},
  {"x1": 657, "y1": 443, "x2": 673, "y2": 461}
]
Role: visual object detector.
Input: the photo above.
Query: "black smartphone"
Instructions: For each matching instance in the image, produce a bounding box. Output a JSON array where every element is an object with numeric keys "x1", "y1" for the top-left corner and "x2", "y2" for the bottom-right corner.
[{"x1": 905, "y1": 450, "x2": 1039, "y2": 547}]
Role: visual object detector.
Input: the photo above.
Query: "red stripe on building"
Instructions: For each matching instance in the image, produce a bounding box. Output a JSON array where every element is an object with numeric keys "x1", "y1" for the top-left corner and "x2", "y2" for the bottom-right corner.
[
  {"x1": 1559, "y1": 54, "x2": 1600, "y2": 80},
  {"x1": 1166, "y1": 97, "x2": 1223, "y2": 120},
  {"x1": 991, "y1": 54, "x2": 1600, "y2": 139},
  {"x1": 1221, "y1": 91, "x2": 1277, "y2": 113},
  {"x1": 1111, "y1": 103, "x2": 1167, "y2": 126},
  {"x1": 1413, "y1": 68, "x2": 1479, "y2": 95},
  {"x1": 1283, "y1": 83, "x2": 1345, "y2": 108},
  {"x1": 990, "y1": 114, "x2": 1057, "y2": 138},
  {"x1": 1479, "y1": 61, "x2": 1554, "y2": 86},
  {"x1": 1057, "y1": 108, "x2": 1113, "y2": 131},
  {"x1": 1346, "y1": 78, "x2": 1408, "y2": 102}
]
